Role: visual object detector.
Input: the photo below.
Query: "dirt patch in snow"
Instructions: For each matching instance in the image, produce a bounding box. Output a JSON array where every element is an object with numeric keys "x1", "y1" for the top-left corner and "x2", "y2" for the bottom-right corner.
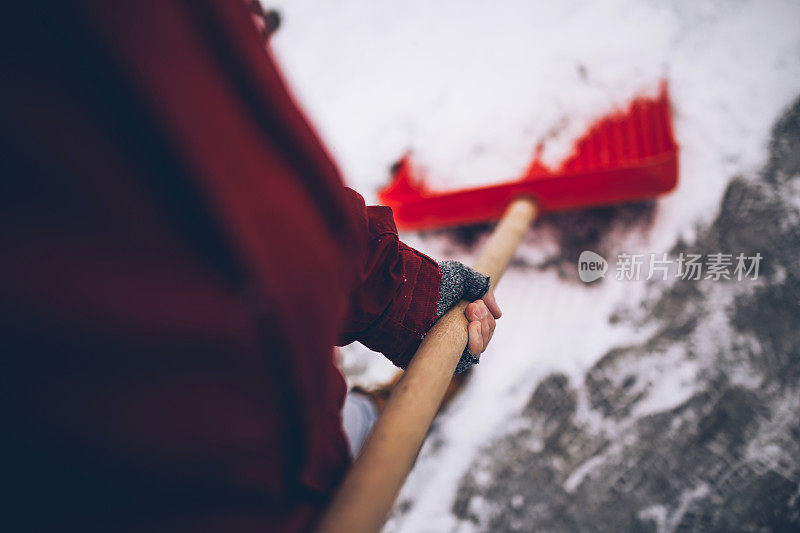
[{"x1": 452, "y1": 95, "x2": 800, "y2": 532}]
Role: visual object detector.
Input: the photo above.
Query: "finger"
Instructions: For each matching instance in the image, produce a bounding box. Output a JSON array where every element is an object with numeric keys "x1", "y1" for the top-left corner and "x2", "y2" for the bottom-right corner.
[
  {"x1": 483, "y1": 313, "x2": 496, "y2": 343},
  {"x1": 467, "y1": 320, "x2": 484, "y2": 355},
  {"x1": 482, "y1": 287, "x2": 502, "y2": 318},
  {"x1": 479, "y1": 314, "x2": 493, "y2": 347},
  {"x1": 465, "y1": 301, "x2": 483, "y2": 323}
]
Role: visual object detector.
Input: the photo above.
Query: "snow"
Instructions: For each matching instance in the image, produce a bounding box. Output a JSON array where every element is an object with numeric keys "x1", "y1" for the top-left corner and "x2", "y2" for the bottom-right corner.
[
  {"x1": 564, "y1": 455, "x2": 608, "y2": 494},
  {"x1": 639, "y1": 484, "x2": 711, "y2": 533},
  {"x1": 265, "y1": 0, "x2": 800, "y2": 530}
]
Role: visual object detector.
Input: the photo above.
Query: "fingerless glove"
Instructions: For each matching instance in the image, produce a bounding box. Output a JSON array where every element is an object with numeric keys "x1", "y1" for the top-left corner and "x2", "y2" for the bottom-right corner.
[{"x1": 436, "y1": 260, "x2": 491, "y2": 374}]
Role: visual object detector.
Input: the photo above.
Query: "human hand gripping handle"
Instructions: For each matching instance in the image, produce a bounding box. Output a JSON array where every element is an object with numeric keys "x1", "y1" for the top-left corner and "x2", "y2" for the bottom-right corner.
[
  {"x1": 436, "y1": 260, "x2": 503, "y2": 374},
  {"x1": 318, "y1": 197, "x2": 538, "y2": 533}
]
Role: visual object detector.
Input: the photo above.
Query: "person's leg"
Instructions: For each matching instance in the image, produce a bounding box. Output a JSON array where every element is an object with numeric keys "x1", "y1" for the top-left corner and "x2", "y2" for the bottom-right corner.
[{"x1": 341, "y1": 391, "x2": 379, "y2": 457}]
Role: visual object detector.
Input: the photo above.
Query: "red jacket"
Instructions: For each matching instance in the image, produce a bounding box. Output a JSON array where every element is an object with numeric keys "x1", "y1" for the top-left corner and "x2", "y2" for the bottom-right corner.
[{"x1": 1, "y1": 1, "x2": 440, "y2": 530}]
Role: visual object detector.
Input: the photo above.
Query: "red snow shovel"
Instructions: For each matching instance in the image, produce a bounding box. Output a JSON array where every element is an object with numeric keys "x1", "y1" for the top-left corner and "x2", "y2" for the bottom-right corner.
[
  {"x1": 318, "y1": 83, "x2": 678, "y2": 533},
  {"x1": 380, "y1": 82, "x2": 677, "y2": 229}
]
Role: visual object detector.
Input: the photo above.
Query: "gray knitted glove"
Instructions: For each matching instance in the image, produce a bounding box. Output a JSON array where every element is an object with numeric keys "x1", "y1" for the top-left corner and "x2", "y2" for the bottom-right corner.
[{"x1": 437, "y1": 260, "x2": 491, "y2": 375}]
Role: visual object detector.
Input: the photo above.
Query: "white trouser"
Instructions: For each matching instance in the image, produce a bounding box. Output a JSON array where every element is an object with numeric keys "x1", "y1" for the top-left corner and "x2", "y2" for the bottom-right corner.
[{"x1": 341, "y1": 391, "x2": 379, "y2": 457}]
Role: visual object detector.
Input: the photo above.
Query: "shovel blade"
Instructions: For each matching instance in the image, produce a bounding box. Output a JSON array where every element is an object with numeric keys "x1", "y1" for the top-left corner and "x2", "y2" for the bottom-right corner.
[{"x1": 380, "y1": 82, "x2": 678, "y2": 230}]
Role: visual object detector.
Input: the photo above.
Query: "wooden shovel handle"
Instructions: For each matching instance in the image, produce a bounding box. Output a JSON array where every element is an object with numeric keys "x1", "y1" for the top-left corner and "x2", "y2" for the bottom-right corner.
[{"x1": 317, "y1": 197, "x2": 539, "y2": 533}]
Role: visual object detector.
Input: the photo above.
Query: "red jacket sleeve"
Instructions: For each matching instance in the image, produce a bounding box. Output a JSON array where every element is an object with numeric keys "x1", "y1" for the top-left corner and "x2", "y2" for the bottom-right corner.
[{"x1": 337, "y1": 188, "x2": 441, "y2": 368}]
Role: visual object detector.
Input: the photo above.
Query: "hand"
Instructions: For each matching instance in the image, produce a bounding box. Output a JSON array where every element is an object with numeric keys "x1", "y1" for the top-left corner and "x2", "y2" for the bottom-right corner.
[{"x1": 464, "y1": 285, "x2": 502, "y2": 355}]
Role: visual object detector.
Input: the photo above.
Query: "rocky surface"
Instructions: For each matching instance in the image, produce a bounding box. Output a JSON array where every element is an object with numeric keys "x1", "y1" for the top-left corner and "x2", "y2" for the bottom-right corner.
[{"x1": 451, "y1": 97, "x2": 800, "y2": 532}]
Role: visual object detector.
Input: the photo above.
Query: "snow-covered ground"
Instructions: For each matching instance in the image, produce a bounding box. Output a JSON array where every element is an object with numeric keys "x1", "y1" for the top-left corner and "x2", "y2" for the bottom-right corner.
[{"x1": 266, "y1": 0, "x2": 800, "y2": 530}]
